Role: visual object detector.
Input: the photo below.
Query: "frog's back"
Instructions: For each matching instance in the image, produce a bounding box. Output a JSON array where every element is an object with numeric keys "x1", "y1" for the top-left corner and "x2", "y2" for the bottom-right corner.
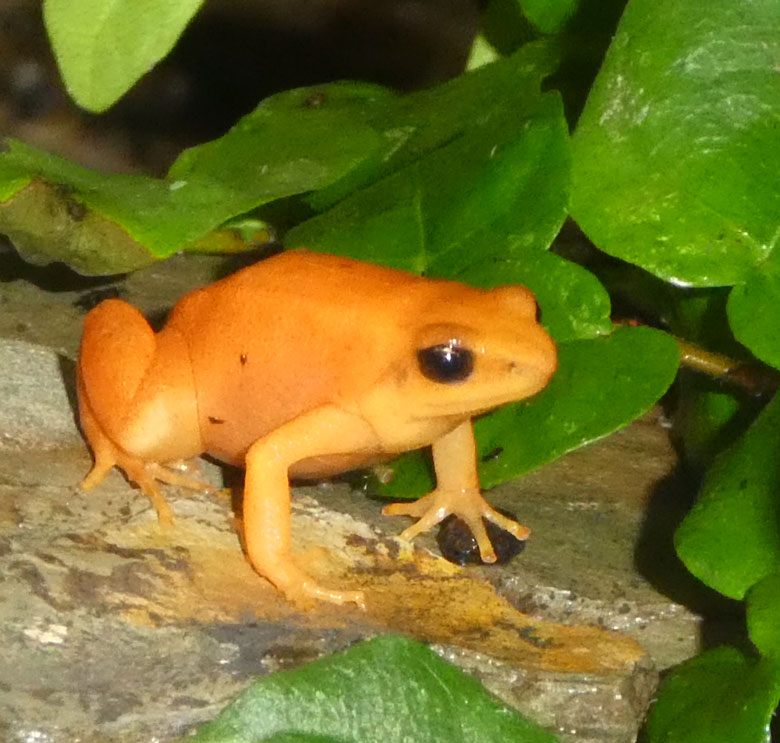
[
  {"x1": 238, "y1": 249, "x2": 426, "y2": 300},
  {"x1": 166, "y1": 250, "x2": 429, "y2": 464}
]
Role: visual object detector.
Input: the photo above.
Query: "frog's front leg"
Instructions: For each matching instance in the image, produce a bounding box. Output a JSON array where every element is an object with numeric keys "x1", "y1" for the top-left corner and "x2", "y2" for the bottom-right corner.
[
  {"x1": 383, "y1": 420, "x2": 530, "y2": 562},
  {"x1": 243, "y1": 405, "x2": 377, "y2": 609}
]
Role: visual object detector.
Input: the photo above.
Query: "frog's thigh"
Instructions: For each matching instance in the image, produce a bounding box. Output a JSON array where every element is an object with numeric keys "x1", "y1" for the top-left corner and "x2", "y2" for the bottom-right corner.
[
  {"x1": 243, "y1": 404, "x2": 377, "y2": 607},
  {"x1": 78, "y1": 300, "x2": 196, "y2": 523},
  {"x1": 78, "y1": 299, "x2": 158, "y2": 489},
  {"x1": 78, "y1": 376, "x2": 122, "y2": 491},
  {"x1": 79, "y1": 299, "x2": 157, "y2": 448}
]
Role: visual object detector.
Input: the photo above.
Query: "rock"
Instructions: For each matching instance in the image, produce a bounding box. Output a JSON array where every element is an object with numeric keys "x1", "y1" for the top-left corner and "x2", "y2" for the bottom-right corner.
[{"x1": 0, "y1": 339, "x2": 81, "y2": 452}]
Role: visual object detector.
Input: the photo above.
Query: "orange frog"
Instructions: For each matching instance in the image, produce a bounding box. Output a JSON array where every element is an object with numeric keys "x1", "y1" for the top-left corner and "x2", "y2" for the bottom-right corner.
[{"x1": 77, "y1": 250, "x2": 557, "y2": 608}]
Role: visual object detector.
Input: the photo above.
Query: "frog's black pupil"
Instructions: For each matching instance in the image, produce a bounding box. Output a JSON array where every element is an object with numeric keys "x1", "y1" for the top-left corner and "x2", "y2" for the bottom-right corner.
[{"x1": 417, "y1": 343, "x2": 474, "y2": 383}]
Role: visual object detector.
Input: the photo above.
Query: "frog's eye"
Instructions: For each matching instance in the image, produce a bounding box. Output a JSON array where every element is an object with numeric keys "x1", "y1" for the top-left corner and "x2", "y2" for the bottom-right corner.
[{"x1": 417, "y1": 343, "x2": 474, "y2": 383}]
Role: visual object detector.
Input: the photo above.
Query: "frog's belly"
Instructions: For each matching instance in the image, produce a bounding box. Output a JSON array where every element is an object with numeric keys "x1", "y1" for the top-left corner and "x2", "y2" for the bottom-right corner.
[
  {"x1": 205, "y1": 444, "x2": 391, "y2": 478},
  {"x1": 289, "y1": 452, "x2": 394, "y2": 479}
]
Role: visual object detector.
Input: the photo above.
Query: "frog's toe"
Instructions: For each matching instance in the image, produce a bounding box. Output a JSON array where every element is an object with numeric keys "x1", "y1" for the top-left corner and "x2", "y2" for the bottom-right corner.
[
  {"x1": 457, "y1": 511, "x2": 498, "y2": 563},
  {"x1": 132, "y1": 470, "x2": 175, "y2": 525},
  {"x1": 149, "y1": 462, "x2": 215, "y2": 493},
  {"x1": 481, "y1": 507, "x2": 531, "y2": 542},
  {"x1": 384, "y1": 488, "x2": 457, "y2": 543},
  {"x1": 296, "y1": 582, "x2": 366, "y2": 611},
  {"x1": 80, "y1": 459, "x2": 116, "y2": 492},
  {"x1": 268, "y1": 562, "x2": 366, "y2": 610},
  {"x1": 383, "y1": 491, "x2": 438, "y2": 520}
]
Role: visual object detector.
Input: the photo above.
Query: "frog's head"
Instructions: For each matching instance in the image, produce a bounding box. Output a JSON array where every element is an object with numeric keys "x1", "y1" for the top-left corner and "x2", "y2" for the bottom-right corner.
[{"x1": 403, "y1": 282, "x2": 557, "y2": 419}]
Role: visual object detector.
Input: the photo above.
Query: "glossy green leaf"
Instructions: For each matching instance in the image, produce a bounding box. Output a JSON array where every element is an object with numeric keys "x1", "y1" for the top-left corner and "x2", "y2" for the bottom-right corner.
[
  {"x1": 263, "y1": 736, "x2": 342, "y2": 743},
  {"x1": 747, "y1": 573, "x2": 780, "y2": 662},
  {"x1": 645, "y1": 646, "x2": 780, "y2": 743},
  {"x1": 671, "y1": 374, "x2": 745, "y2": 471},
  {"x1": 185, "y1": 635, "x2": 557, "y2": 743},
  {"x1": 0, "y1": 85, "x2": 382, "y2": 274},
  {"x1": 288, "y1": 93, "x2": 588, "y2": 336},
  {"x1": 0, "y1": 43, "x2": 564, "y2": 275},
  {"x1": 676, "y1": 393, "x2": 780, "y2": 600},
  {"x1": 44, "y1": 0, "x2": 205, "y2": 112},
  {"x1": 728, "y1": 250, "x2": 780, "y2": 371},
  {"x1": 307, "y1": 40, "x2": 562, "y2": 212},
  {"x1": 476, "y1": 325, "x2": 680, "y2": 487},
  {"x1": 291, "y1": 93, "x2": 569, "y2": 272},
  {"x1": 519, "y1": 0, "x2": 580, "y2": 33},
  {"x1": 380, "y1": 326, "x2": 680, "y2": 498},
  {"x1": 571, "y1": 0, "x2": 780, "y2": 287},
  {"x1": 461, "y1": 250, "x2": 611, "y2": 343},
  {"x1": 479, "y1": 0, "x2": 536, "y2": 57}
]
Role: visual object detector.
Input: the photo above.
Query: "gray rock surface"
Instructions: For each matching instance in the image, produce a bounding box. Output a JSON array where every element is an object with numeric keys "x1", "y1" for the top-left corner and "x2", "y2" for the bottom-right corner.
[{"x1": 0, "y1": 339, "x2": 81, "y2": 451}]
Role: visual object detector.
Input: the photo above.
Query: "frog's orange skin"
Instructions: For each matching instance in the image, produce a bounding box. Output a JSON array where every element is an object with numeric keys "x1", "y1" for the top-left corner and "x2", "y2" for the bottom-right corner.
[{"x1": 77, "y1": 250, "x2": 557, "y2": 608}]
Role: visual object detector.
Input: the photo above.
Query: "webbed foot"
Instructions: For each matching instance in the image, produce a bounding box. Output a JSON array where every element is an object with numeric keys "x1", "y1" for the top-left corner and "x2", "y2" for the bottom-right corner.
[{"x1": 383, "y1": 488, "x2": 530, "y2": 563}]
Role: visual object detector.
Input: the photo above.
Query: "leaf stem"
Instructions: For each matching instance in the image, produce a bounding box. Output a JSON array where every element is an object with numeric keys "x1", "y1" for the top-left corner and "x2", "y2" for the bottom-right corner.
[{"x1": 614, "y1": 320, "x2": 780, "y2": 396}]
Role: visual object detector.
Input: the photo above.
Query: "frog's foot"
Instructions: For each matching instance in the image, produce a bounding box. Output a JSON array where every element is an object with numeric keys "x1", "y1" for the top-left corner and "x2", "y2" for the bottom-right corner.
[
  {"x1": 383, "y1": 488, "x2": 530, "y2": 563},
  {"x1": 292, "y1": 580, "x2": 366, "y2": 611},
  {"x1": 81, "y1": 453, "x2": 214, "y2": 527},
  {"x1": 80, "y1": 459, "x2": 115, "y2": 493},
  {"x1": 268, "y1": 561, "x2": 366, "y2": 610}
]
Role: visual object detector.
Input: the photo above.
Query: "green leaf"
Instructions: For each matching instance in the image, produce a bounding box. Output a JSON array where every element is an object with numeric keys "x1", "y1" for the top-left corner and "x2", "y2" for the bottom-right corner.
[
  {"x1": 476, "y1": 325, "x2": 680, "y2": 487},
  {"x1": 570, "y1": 0, "x2": 780, "y2": 287},
  {"x1": 747, "y1": 573, "x2": 780, "y2": 662},
  {"x1": 263, "y1": 736, "x2": 342, "y2": 743},
  {"x1": 44, "y1": 0, "x2": 205, "y2": 112},
  {"x1": 671, "y1": 373, "x2": 746, "y2": 470},
  {"x1": 519, "y1": 0, "x2": 580, "y2": 33},
  {"x1": 288, "y1": 92, "x2": 574, "y2": 303},
  {"x1": 676, "y1": 393, "x2": 780, "y2": 600},
  {"x1": 0, "y1": 43, "x2": 564, "y2": 275},
  {"x1": 184, "y1": 635, "x2": 557, "y2": 743},
  {"x1": 645, "y1": 646, "x2": 780, "y2": 743},
  {"x1": 287, "y1": 82, "x2": 609, "y2": 346},
  {"x1": 728, "y1": 250, "x2": 780, "y2": 371},
  {"x1": 466, "y1": 34, "x2": 501, "y2": 71},
  {"x1": 461, "y1": 250, "x2": 611, "y2": 343},
  {"x1": 306, "y1": 40, "x2": 562, "y2": 212},
  {"x1": 0, "y1": 85, "x2": 382, "y2": 274},
  {"x1": 380, "y1": 326, "x2": 680, "y2": 498},
  {"x1": 0, "y1": 43, "x2": 563, "y2": 275},
  {"x1": 480, "y1": 0, "x2": 536, "y2": 57}
]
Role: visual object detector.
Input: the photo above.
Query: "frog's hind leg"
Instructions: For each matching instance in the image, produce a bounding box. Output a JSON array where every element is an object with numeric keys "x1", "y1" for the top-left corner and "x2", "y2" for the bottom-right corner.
[
  {"x1": 77, "y1": 382, "x2": 173, "y2": 523},
  {"x1": 78, "y1": 387, "x2": 121, "y2": 492},
  {"x1": 77, "y1": 299, "x2": 204, "y2": 524}
]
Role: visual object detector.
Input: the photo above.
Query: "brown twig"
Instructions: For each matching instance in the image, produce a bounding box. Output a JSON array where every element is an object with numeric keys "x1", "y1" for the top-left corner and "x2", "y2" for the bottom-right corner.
[
  {"x1": 614, "y1": 319, "x2": 780, "y2": 396},
  {"x1": 674, "y1": 336, "x2": 780, "y2": 396}
]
